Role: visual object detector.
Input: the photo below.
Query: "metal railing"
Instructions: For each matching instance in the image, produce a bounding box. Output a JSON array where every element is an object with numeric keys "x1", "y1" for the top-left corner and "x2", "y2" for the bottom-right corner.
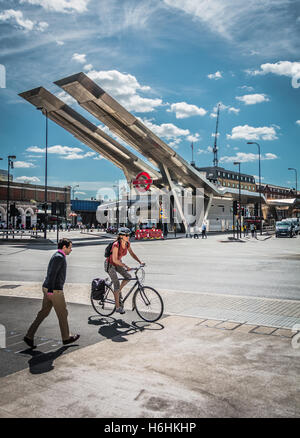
[{"x1": 0, "y1": 229, "x2": 41, "y2": 239}]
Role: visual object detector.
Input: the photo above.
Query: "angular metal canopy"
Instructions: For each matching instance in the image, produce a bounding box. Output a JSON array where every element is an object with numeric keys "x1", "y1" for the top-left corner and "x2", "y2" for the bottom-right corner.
[
  {"x1": 54, "y1": 72, "x2": 219, "y2": 194},
  {"x1": 19, "y1": 86, "x2": 161, "y2": 184}
]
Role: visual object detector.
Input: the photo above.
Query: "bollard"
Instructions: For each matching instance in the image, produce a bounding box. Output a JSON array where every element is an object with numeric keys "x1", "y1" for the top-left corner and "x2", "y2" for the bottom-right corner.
[{"x1": 0, "y1": 324, "x2": 6, "y2": 348}]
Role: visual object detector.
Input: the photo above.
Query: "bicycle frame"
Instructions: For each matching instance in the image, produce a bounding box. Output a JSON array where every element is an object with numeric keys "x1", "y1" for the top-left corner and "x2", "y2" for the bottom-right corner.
[
  {"x1": 107, "y1": 268, "x2": 144, "y2": 310},
  {"x1": 116, "y1": 275, "x2": 141, "y2": 310}
]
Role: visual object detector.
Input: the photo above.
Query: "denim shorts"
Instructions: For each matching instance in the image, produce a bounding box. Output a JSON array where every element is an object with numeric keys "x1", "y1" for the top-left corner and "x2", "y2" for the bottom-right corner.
[{"x1": 108, "y1": 264, "x2": 132, "y2": 291}]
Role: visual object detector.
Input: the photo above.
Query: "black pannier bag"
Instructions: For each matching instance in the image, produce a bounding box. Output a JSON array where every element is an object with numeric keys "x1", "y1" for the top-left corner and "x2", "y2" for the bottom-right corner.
[{"x1": 91, "y1": 278, "x2": 106, "y2": 300}]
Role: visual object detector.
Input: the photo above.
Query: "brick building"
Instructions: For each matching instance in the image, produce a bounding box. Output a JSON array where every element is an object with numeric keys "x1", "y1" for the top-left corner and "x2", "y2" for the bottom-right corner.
[{"x1": 0, "y1": 180, "x2": 71, "y2": 228}]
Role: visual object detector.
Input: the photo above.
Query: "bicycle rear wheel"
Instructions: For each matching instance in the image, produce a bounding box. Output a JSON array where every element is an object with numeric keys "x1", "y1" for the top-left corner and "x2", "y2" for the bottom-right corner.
[
  {"x1": 134, "y1": 286, "x2": 164, "y2": 322},
  {"x1": 91, "y1": 284, "x2": 115, "y2": 317}
]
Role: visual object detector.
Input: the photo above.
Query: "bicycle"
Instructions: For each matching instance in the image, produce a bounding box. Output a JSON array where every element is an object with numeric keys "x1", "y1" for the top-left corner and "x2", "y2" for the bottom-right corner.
[{"x1": 90, "y1": 266, "x2": 164, "y2": 323}]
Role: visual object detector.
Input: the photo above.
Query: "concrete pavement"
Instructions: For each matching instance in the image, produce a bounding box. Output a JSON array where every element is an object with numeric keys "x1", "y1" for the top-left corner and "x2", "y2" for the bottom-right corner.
[{"x1": 0, "y1": 281, "x2": 300, "y2": 418}]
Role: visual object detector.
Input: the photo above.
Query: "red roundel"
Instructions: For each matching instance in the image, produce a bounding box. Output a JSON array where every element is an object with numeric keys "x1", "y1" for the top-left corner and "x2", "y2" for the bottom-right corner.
[{"x1": 133, "y1": 171, "x2": 153, "y2": 193}]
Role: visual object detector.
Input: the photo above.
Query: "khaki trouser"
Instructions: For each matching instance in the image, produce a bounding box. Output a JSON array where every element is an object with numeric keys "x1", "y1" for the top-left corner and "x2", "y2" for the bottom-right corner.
[{"x1": 26, "y1": 287, "x2": 70, "y2": 342}]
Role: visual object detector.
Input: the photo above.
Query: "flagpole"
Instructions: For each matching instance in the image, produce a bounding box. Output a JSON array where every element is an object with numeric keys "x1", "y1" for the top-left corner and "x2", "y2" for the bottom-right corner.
[{"x1": 191, "y1": 142, "x2": 195, "y2": 166}]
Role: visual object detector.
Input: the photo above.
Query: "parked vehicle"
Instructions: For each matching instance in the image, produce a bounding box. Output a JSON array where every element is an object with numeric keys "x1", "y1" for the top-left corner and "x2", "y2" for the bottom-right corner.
[
  {"x1": 282, "y1": 218, "x2": 300, "y2": 235},
  {"x1": 106, "y1": 226, "x2": 117, "y2": 234},
  {"x1": 275, "y1": 221, "x2": 295, "y2": 238}
]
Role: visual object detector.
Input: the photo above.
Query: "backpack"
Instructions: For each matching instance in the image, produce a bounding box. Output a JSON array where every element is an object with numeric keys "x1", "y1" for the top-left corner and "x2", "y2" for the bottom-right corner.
[
  {"x1": 104, "y1": 241, "x2": 117, "y2": 258},
  {"x1": 104, "y1": 240, "x2": 128, "y2": 272},
  {"x1": 91, "y1": 278, "x2": 106, "y2": 300}
]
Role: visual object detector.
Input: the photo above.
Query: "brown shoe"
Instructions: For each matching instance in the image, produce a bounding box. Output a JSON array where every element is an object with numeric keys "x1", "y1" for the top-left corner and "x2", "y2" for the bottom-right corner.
[
  {"x1": 63, "y1": 334, "x2": 80, "y2": 345},
  {"x1": 23, "y1": 336, "x2": 36, "y2": 349}
]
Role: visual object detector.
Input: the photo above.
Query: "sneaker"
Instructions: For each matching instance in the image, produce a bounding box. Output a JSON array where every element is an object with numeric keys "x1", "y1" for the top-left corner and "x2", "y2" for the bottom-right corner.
[
  {"x1": 63, "y1": 334, "x2": 80, "y2": 345},
  {"x1": 116, "y1": 306, "x2": 125, "y2": 314},
  {"x1": 23, "y1": 336, "x2": 36, "y2": 349}
]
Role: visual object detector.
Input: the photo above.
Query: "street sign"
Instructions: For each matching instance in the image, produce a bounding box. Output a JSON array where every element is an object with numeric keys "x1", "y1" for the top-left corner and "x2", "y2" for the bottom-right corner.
[{"x1": 133, "y1": 171, "x2": 153, "y2": 193}]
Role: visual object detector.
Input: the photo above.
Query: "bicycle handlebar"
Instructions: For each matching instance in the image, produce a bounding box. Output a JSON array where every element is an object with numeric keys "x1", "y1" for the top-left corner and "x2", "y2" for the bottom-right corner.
[{"x1": 128, "y1": 264, "x2": 145, "y2": 272}]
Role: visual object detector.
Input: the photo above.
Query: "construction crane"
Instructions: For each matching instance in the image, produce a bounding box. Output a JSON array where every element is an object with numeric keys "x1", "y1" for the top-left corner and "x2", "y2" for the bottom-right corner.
[{"x1": 213, "y1": 103, "x2": 220, "y2": 167}]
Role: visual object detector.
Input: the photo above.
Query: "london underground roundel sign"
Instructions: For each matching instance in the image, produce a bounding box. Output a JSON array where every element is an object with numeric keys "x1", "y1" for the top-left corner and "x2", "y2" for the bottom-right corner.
[{"x1": 133, "y1": 171, "x2": 153, "y2": 193}]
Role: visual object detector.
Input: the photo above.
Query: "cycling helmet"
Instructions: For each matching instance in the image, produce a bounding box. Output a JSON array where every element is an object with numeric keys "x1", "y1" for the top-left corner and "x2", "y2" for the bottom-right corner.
[{"x1": 118, "y1": 227, "x2": 131, "y2": 235}]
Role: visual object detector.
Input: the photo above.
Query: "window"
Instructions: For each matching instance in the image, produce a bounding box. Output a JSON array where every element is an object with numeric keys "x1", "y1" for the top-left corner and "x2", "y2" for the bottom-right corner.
[{"x1": 232, "y1": 184, "x2": 235, "y2": 188}]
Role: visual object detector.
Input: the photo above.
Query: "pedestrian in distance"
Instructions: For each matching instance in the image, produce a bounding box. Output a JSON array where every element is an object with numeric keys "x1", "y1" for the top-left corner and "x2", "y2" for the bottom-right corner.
[
  {"x1": 250, "y1": 223, "x2": 255, "y2": 238},
  {"x1": 23, "y1": 238, "x2": 80, "y2": 349},
  {"x1": 193, "y1": 225, "x2": 199, "y2": 239},
  {"x1": 201, "y1": 222, "x2": 207, "y2": 239}
]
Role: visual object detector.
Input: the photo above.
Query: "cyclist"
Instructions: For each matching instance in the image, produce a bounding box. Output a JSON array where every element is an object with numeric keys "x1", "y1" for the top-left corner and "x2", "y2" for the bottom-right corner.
[{"x1": 107, "y1": 227, "x2": 144, "y2": 314}]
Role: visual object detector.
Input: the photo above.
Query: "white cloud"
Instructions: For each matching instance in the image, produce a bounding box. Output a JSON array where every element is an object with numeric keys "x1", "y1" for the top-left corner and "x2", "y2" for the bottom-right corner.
[
  {"x1": 239, "y1": 85, "x2": 255, "y2": 92},
  {"x1": 140, "y1": 117, "x2": 200, "y2": 148},
  {"x1": 0, "y1": 9, "x2": 48, "y2": 32},
  {"x1": 197, "y1": 146, "x2": 213, "y2": 155},
  {"x1": 83, "y1": 63, "x2": 93, "y2": 72},
  {"x1": 168, "y1": 102, "x2": 207, "y2": 118},
  {"x1": 247, "y1": 61, "x2": 300, "y2": 89},
  {"x1": 210, "y1": 102, "x2": 240, "y2": 117},
  {"x1": 220, "y1": 151, "x2": 278, "y2": 163},
  {"x1": 296, "y1": 120, "x2": 300, "y2": 126},
  {"x1": 168, "y1": 139, "x2": 181, "y2": 149},
  {"x1": 227, "y1": 125, "x2": 279, "y2": 141},
  {"x1": 88, "y1": 69, "x2": 163, "y2": 113},
  {"x1": 26, "y1": 145, "x2": 97, "y2": 160},
  {"x1": 72, "y1": 53, "x2": 87, "y2": 64},
  {"x1": 13, "y1": 161, "x2": 36, "y2": 168},
  {"x1": 56, "y1": 40, "x2": 64, "y2": 46},
  {"x1": 63, "y1": 151, "x2": 96, "y2": 160},
  {"x1": 15, "y1": 176, "x2": 41, "y2": 183},
  {"x1": 27, "y1": 145, "x2": 83, "y2": 155},
  {"x1": 141, "y1": 118, "x2": 190, "y2": 140},
  {"x1": 55, "y1": 91, "x2": 77, "y2": 106},
  {"x1": 187, "y1": 133, "x2": 200, "y2": 143},
  {"x1": 236, "y1": 93, "x2": 270, "y2": 105},
  {"x1": 228, "y1": 107, "x2": 240, "y2": 114},
  {"x1": 207, "y1": 71, "x2": 222, "y2": 80},
  {"x1": 19, "y1": 0, "x2": 90, "y2": 13},
  {"x1": 163, "y1": 1, "x2": 298, "y2": 56}
]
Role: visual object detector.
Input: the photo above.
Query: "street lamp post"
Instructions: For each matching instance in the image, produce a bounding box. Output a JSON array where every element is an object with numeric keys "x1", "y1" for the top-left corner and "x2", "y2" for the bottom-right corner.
[
  {"x1": 247, "y1": 141, "x2": 262, "y2": 235},
  {"x1": 72, "y1": 184, "x2": 79, "y2": 200},
  {"x1": 234, "y1": 161, "x2": 241, "y2": 239},
  {"x1": 71, "y1": 185, "x2": 79, "y2": 227},
  {"x1": 6, "y1": 155, "x2": 16, "y2": 238},
  {"x1": 37, "y1": 107, "x2": 48, "y2": 239},
  {"x1": 113, "y1": 184, "x2": 120, "y2": 230},
  {"x1": 288, "y1": 168, "x2": 298, "y2": 198}
]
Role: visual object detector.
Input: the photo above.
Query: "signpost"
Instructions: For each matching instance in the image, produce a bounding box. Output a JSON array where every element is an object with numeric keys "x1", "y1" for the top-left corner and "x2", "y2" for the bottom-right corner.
[{"x1": 132, "y1": 171, "x2": 153, "y2": 193}]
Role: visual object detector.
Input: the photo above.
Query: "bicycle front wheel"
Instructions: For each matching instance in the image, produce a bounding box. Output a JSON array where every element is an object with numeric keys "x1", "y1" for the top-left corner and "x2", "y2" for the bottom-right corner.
[
  {"x1": 134, "y1": 286, "x2": 164, "y2": 322},
  {"x1": 91, "y1": 284, "x2": 115, "y2": 317}
]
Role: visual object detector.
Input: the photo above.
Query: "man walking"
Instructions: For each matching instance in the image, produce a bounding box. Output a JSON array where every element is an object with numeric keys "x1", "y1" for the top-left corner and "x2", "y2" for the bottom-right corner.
[{"x1": 23, "y1": 238, "x2": 80, "y2": 348}]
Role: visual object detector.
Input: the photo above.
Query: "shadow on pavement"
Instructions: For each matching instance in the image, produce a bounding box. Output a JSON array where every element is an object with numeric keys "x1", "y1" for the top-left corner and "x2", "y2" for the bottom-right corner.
[
  {"x1": 88, "y1": 315, "x2": 164, "y2": 343},
  {"x1": 18, "y1": 345, "x2": 78, "y2": 375}
]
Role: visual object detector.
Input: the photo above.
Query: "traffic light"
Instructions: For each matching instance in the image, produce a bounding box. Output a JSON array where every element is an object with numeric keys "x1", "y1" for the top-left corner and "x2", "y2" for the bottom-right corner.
[
  {"x1": 233, "y1": 200, "x2": 238, "y2": 215},
  {"x1": 51, "y1": 202, "x2": 65, "y2": 216},
  {"x1": 9, "y1": 203, "x2": 19, "y2": 217},
  {"x1": 241, "y1": 207, "x2": 245, "y2": 216}
]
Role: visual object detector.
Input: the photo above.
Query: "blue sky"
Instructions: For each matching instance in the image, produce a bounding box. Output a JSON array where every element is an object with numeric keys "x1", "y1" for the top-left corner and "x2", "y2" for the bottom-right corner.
[{"x1": 0, "y1": 0, "x2": 299, "y2": 200}]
